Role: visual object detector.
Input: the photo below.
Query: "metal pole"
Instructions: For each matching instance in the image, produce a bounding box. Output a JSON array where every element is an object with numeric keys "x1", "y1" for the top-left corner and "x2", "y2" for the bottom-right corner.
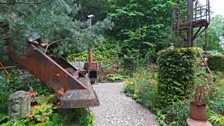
[
  {"x1": 207, "y1": 0, "x2": 210, "y2": 22},
  {"x1": 87, "y1": 14, "x2": 94, "y2": 63},
  {"x1": 187, "y1": 0, "x2": 193, "y2": 47}
]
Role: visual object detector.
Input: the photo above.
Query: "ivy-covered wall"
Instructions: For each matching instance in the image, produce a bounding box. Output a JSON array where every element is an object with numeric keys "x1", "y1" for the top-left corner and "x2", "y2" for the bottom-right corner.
[
  {"x1": 207, "y1": 53, "x2": 224, "y2": 72},
  {"x1": 156, "y1": 48, "x2": 196, "y2": 108}
]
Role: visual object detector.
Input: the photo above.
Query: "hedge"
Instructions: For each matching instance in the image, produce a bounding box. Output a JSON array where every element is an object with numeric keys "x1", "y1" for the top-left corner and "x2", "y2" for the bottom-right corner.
[
  {"x1": 156, "y1": 48, "x2": 196, "y2": 108},
  {"x1": 207, "y1": 53, "x2": 224, "y2": 72}
]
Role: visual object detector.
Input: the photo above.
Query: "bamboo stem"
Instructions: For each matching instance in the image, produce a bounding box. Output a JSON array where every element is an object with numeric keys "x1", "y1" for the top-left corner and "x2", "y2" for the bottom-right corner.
[{"x1": 0, "y1": 62, "x2": 12, "y2": 80}]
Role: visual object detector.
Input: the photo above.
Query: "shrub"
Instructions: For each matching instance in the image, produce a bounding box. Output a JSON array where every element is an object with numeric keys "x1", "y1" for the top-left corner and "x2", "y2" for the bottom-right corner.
[
  {"x1": 106, "y1": 74, "x2": 125, "y2": 82},
  {"x1": 141, "y1": 79, "x2": 157, "y2": 109},
  {"x1": 124, "y1": 68, "x2": 157, "y2": 108},
  {"x1": 208, "y1": 111, "x2": 224, "y2": 126},
  {"x1": 208, "y1": 78, "x2": 224, "y2": 114},
  {"x1": 156, "y1": 48, "x2": 196, "y2": 108},
  {"x1": 207, "y1": 53, "x2": 224, "y2": 72},
  {"x1": 165, "y1": 101, "x2": 190, "y2": 126},
  {"x1": 124, "y1": 82, "x2": 135, "y2": 97}
]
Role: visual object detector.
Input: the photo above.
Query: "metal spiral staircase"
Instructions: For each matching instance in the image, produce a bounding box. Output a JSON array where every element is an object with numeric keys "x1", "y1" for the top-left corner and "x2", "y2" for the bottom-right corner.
[{"x1": 173, "y1": 0, "x2": 211, "y2": 47}]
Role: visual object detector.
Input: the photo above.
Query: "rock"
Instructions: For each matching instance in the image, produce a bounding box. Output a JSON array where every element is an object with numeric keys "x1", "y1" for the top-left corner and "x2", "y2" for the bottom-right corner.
[{"x1": 8, "y1": 90, "x2": 31, "y2": 121}]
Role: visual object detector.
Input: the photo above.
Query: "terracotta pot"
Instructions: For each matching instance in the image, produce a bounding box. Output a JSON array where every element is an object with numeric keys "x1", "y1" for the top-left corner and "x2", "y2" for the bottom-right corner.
[{"x1": 190, "y1": 101, "x2": 207, "y2": 121}]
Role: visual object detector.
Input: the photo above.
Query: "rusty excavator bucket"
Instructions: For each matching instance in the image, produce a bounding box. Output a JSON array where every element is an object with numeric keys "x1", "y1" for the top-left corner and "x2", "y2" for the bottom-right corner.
[{"x1": 9, "y1": 45, "x2": 99, "y2": 108}]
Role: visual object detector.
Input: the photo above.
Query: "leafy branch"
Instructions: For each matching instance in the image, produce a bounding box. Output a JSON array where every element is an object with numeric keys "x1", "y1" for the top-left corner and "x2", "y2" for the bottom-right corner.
[{"x1": 0, "y1": 0, "x2": 50, "y2": 5}]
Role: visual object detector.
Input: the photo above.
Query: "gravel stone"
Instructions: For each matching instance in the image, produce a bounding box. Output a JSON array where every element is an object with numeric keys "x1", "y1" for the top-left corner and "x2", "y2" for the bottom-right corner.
[{"x1": 90, "y1": 82, "x2": 160, "y2": 126}]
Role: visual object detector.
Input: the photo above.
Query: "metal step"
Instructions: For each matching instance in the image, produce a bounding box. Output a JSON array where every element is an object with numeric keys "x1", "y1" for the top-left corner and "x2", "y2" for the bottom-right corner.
[
  {"x1": 61, "y1": 77, "x2": 100, "y2": 108},
  {"x1": 61, "y1": 89, "x2": 99, "y2": 108}
]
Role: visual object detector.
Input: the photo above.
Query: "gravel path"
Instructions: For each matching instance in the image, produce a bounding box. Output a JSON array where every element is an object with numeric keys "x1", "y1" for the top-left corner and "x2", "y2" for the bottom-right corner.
[{"x1": 90, "y1": 82, "x2": 159, "y2": 126}]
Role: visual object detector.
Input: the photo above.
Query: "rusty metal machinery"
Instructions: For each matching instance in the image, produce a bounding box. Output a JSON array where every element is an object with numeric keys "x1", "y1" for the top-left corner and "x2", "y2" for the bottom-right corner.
[
  {"x1": 84, "y1": 47, "x2": 98, "y2": 84},
  {"x1": 1, "y1": 23, "x2": 99, "y2": 108},
  {"x1": 83, "y1": 15, "x2": 99, "y2": 84},
  {"x1": 10, "y1": 45, "x2": 99, "y2": 108},
  {"x1": 173, "y1": 0, "x2": 210, "y2": 47}
]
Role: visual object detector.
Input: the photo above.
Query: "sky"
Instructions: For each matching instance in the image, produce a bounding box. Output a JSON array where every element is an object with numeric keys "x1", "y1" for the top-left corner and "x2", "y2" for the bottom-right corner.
[{"x1": 199, "y1": 0, "x2": 224, "y2": 16}]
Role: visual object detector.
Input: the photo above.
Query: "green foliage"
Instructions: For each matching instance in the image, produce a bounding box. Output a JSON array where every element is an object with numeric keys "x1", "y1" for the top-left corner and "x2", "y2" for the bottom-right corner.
[
  {"x1": 124, "y1": 68, "x2": 157, "y2": 109},
  {"x1": 106, "y1": 74, "x2": 125, "y2": 82},
  {"x1": 124, "y1": 49, "x2": 224, "y2": 126},
  {"x1": 0, "y1": 0, "x2": 112, "y2": 63},
  {"x1": 62, "y1": 108, "x2": 94, "y2": 126},
  {"x1": 207, "y1": 53, "x2": 224, "y2": 72},
  {"x1": 208, "y1": 75, "x2": 224, "y2": 126},
  {"x1": 196, "y1": 15, "x2": 224, "y2": 51},
  {"x1": 141, "y1": 79, "x2": 157, "y2": 109},
  {"x1": 67, "y1": 40, "x2": 121, "y2": 63},
  {"x1": 0, "y1": 113, "x2": 9, "y2": 124},
  {"x1": 209, "y1": 82, "x2": 224, "y2": 115},
  {"x1": 79, "y1": 109, "x2": 94, "y2": 126},
  {"x1": 208, "y1": 111, "x2": 224, "y2": 126},
  {"x1": 0, "y1": 72, "x2": 14, "y2": 114},
  {"x1": 0, "y1": 93, "x2": 62, "y2": 126},
  {"x1": 156, "y1": 110, "x2": 167, "y2": 126},
  {"x1": 165, "y1": 101, "x2": 190, "y2": 126},
  {"x1": 0, "y1": 69, "x2": 94, "y2": 126},
  {"x1": 106, "y1": 0, "x2": 175, "y2": 62},
  {"x1": 0, "y1": 69, "x2": 53, "y2": 95},
  {"x1": 156, "y1": 48, "x2": 196, "y2": 108},
  {"x1": 124, "y1": 82, "x2": 135, "y2": 97},
  {"x1": 74, "y1": 0, "x2": 109, "y2": 22},
  {"x1": 123, "y1": 57, "x2": 136, "y2": 71}
]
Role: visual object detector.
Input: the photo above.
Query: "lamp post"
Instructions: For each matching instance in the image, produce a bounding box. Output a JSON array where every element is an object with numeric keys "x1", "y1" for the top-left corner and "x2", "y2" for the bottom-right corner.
[{"x1": 87, "y1": 14, "x2": 94, "y2": 63}]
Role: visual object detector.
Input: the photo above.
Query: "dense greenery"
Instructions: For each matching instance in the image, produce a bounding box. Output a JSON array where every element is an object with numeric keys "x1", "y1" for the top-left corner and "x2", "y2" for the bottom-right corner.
[
  {"x1": 0, "y1": 69, "x2": 94, "y2": 126},
  {"x1": 1, "y1": 0, "x2": 224, "y2": 126},
  {"x1": 156, "y1": 48, "x2": 196, "y2": 108},
  {"x1": 0, "y1": 0, "x2": 112, "y2": 62},
  {"x1": 105, "y1": 0, "x2": 176, "y2": 62},
  {"x1": 124, "y1": 68, "x2": 157, "y2": 109},
  {"x1": 124, "y1": 67, "x2": 190, "y2": 126},
  {"x1": 67, "y1": 41, "x2": 121, "y2": 63},
  {"x1": 208, "y1": 73, "x2": 224, "y2": 126},
  {"x1": 123, "y1": 47, "x2": 224, "y2": 126},
  {"x1": 1, "y1": 0, "x2": 223, "y2": 63},
  {"x1": 196, "y1": 15, "x2": 224, "y2": 51},
  {"x1": 207, "y1": 53, "x2": 224, "y2": 72},
  {"x1": 124, "y1": 66, "x2": 224, "y2": 126}
]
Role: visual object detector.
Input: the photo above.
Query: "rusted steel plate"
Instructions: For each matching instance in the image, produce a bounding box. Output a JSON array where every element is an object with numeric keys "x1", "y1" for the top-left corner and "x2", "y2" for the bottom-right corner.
[
  {"x1": 61, "y1": 89, "x2": 100, "y2": 108},
  {"x1": 61, "y1": 77, "x2": 100, "y2": 108},
  {"x1": 9, "y1": 45, "x2": 88, "y2": 95},
  {"x1": 84, "y1": 62, "x2": 97, "y2": 70}
]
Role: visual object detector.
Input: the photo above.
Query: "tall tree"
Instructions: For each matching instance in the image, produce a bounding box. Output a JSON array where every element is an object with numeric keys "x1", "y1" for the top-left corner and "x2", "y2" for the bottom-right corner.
[
  {"x1": 0, "y1": 0, "x2": 112, "y2": 63},
  {"x1": 196, "y1": 15, "x2": 224, "y2": 51},
  {"x1": 106, "y1": 0, "x2": 175, "y2": 62}
]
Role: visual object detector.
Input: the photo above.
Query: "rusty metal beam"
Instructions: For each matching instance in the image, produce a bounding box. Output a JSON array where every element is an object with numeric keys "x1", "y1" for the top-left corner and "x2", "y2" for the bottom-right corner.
[
  {"x1": 88, "y1": 47, "x2": 93, "y2": 63},
  {"x1": 8, "y1": 45, "x2": 88, "y2": 95}
]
